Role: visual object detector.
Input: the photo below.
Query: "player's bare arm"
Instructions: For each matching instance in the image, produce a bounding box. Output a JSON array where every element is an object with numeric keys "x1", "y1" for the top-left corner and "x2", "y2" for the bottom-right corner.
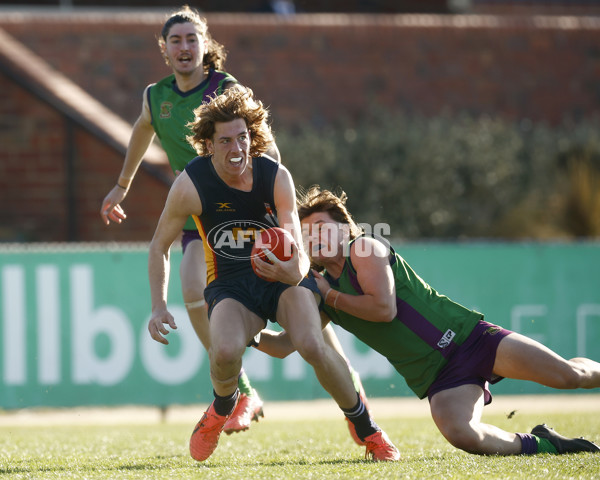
[
  {"x1": 254, "y1": 311, "x2": 332, "y2": 359},
  {"x1": 100, "y1": 85, "x2": 157, "y2": 225},
  {"x1": 326, "y1": 238, "x2": 396, "y2": 323},
  {"x1": 273, "y1": 166, "x2": 310, "y2": 275},
  {"x1": 253, "y1": 328, "x2": 293, "y2": 359},
  {"x1": 148, "y1": 172, "x2": 202, "y2": 344},
  {"x1": 254, "y1": 166, "x2": 308, "y2": 285}
]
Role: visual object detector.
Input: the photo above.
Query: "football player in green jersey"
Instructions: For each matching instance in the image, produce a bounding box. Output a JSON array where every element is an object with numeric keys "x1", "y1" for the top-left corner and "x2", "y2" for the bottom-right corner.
[{"x1": 256, "y1": 186, "x2": 600, "y2": 456}]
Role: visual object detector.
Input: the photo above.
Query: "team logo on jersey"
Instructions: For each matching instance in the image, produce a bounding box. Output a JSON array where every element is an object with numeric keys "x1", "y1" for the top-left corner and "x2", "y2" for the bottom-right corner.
[
  {"x1": 437, "y1": 329, "x2": 456, "y2": 349},
  {"x1": 159, "y1": 101, "x2": 173, "y2": 119},
  {"x1": 215, "y1": 202, "x2": 235, "y2": 212},
  {"x1": 263, "y1": 202, "x2": 278, "y2": 227}
]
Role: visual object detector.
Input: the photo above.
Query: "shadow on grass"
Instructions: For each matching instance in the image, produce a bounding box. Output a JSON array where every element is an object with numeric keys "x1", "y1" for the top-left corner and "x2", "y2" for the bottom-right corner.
[
  {"x1": 0, "y1": 456, "x2": 382, "y2": 476},
  {"x1": 0, "y1": 454, "x2": 190, "y2": 475}
]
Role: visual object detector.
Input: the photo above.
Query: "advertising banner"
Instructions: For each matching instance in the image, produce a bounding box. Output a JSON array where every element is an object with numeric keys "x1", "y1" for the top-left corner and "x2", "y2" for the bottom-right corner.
[{"x1": 1, "y1": 242, "x2": 599, "y2": 409}]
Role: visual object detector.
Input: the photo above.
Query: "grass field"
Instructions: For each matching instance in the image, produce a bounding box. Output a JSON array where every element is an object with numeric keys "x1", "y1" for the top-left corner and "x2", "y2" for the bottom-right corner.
[{"x1": 1, "y1": 396, "x2": 599, "y2": 479}]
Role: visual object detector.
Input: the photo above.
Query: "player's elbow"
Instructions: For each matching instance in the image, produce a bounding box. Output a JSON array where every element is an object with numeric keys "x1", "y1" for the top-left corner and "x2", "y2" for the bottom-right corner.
[
  {"x1": 372, "y1": 301, "x2": 396, "y2": 323},
  {"x1": 148, "y1": 241, "x2": 169, "y2": 263}
]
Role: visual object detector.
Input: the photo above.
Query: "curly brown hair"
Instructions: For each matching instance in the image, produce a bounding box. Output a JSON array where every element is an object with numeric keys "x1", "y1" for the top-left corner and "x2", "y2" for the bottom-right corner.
[
  {"x1": 297, "y1": 186, "x2": 363, "y2": 240},
  {"x1": 187, "y1": 85, "x2": 274, "y2": 157},
  {"x1": 158, "y1": 5, "x2": 228, "y2": 72}
]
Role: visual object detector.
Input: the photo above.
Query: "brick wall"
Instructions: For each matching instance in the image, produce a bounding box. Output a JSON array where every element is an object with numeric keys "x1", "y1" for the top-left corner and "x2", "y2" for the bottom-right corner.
[
  {"x1": 0, "y1": 80, "x2": 70, "y2": 242},
  {"x1": 6, "y1": 1, "x2": 451, "y2": 13},
  {"x1": 1, "y1": 12, "x2": 599, "y2": 242},
  {"x1": 0, "y1": 78, "x2": 169, "y2": 242},
  {"x1": 3, "y1": 13, "x2": 599, "y2": 127}
]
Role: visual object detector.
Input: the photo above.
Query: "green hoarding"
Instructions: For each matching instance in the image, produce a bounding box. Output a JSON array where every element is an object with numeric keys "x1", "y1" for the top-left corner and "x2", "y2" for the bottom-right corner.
[{"x1": 1, "y1": 242, "x2": 599, "y2": 409}]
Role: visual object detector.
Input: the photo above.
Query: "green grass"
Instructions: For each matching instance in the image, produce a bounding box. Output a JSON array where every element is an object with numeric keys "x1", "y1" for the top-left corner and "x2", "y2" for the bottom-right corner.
[{"x1": 1, "y1": 411, "x2": 599, "y2": 479}]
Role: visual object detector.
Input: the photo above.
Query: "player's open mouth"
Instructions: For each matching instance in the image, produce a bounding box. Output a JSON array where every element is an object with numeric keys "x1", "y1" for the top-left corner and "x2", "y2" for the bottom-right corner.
[
  {"x1": 178, "y1": 54, "x2": 192, "y2": 64},
  {"x1": 230, "y1": 157, "x2": 242, "y2": 164}
]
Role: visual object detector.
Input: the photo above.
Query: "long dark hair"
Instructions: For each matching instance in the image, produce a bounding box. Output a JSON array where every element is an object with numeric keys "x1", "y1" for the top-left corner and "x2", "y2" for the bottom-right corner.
[{"x1": 158, "y1": 5, "x2": 228, "y2": 72}]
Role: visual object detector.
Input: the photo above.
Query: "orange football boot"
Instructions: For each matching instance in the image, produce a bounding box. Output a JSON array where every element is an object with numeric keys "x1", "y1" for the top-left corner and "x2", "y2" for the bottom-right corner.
[
  {"x1": 189, "y1": 401, "x2": 230, "y2": 461},
  {"x1": 223, "y1": 389, "x2": 264, "y2": 434},
  {"x1": 364, "y1": 430, "x2": 401, "y2": 461}
]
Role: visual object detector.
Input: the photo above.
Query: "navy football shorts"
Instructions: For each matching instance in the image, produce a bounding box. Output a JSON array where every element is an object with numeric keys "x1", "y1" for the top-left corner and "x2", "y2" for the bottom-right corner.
[{"x1": 204, "y1": 271, "x2": 321, "y2": 325}]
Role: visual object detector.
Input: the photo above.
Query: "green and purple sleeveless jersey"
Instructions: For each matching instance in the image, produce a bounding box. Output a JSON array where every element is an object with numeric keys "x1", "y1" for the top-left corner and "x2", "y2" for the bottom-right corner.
[
  {"x1": 148, "y1": 69, "x2": 236, "y2": 230},
  {"x1": 323, "y1": 237, "x2": 482, "y2": 399}
]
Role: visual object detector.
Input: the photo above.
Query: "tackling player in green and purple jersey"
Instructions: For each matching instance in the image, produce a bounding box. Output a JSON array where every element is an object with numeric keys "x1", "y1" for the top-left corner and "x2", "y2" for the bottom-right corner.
[{"x1": 254, "y1": 185, "x2": 600, "y2": 456}]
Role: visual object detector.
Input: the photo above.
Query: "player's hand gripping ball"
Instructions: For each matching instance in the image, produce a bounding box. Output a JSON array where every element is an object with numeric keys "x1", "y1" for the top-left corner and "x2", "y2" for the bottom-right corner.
[{"x1": 251, "y1": 227, "x2": 296, "y2": 281}]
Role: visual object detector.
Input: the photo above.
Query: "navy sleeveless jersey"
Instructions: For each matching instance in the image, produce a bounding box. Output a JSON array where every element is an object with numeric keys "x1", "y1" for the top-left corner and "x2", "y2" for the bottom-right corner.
[{"x1": 184, "y1": 156, "x2": 280, "y2": 283}]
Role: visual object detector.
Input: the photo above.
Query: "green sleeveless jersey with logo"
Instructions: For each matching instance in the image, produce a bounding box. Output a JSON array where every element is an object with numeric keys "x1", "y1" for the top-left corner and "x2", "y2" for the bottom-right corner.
[
  {"x1": 148, "y1": 69, "x2": 237, "y2": 230},
  {"x1": 323, "y1": 237, "x2": 482, "y2": 399}
]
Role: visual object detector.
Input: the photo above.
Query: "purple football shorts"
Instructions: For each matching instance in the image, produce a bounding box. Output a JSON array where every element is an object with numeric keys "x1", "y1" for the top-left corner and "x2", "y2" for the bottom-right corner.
[
  {"x1": 181, "y1": 229, "x2": 201, "y2": 254},
  {"x1": 427, "y1": 320, "x2": 513, "y2": 405}
]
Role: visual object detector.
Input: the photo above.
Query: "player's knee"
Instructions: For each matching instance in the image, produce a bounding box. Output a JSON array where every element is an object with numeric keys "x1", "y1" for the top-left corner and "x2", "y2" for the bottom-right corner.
[
  {"x1": 295, "y1": 337, "x2": 327, "y2": 366},
  {"x1": 557, "y1": 361, "x2": 588, "y2": 389},
  {"x1": 561, "y1": 372, "x2": 582, "y2": 389},
  {"x1": 182, "y1": 284, "x2": 205, "y2": 305},
  {"x1": 210, "y1": 342, "x2": 244, "y2": 367},
  {"x1": 443, "y1": 425, "x2": 484, "y2": 454}
]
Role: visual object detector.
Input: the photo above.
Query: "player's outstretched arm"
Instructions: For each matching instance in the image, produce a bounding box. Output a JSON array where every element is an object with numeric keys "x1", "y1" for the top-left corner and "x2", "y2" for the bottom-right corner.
[
  {"x1": 148, "y1": 172, "x2": 201, "y2": 344},
  {"x1": 252, "y1": 329, "x2": 292, "y2": 359},
  {"x1": 254, "y1": 313, "x2": 331, "y2": 358},
  {"x1": 100, "y1": 86, "x2": 157, "y2": 225}
]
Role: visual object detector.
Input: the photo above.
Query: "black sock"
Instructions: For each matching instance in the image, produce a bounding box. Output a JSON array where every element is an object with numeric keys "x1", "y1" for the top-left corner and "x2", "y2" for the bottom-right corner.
[
  {"x1": 213, "y1": 389, "x2": 239, "y2": 417},
  {"x1": 342, "y1": 392, "x2": 379, "y2": 441}
]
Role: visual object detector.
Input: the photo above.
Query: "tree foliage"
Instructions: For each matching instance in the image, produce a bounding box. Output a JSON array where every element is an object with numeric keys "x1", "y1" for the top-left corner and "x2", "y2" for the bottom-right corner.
[{"x1": 277, "y1": 110, "x2": 600, "y2": 240}]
